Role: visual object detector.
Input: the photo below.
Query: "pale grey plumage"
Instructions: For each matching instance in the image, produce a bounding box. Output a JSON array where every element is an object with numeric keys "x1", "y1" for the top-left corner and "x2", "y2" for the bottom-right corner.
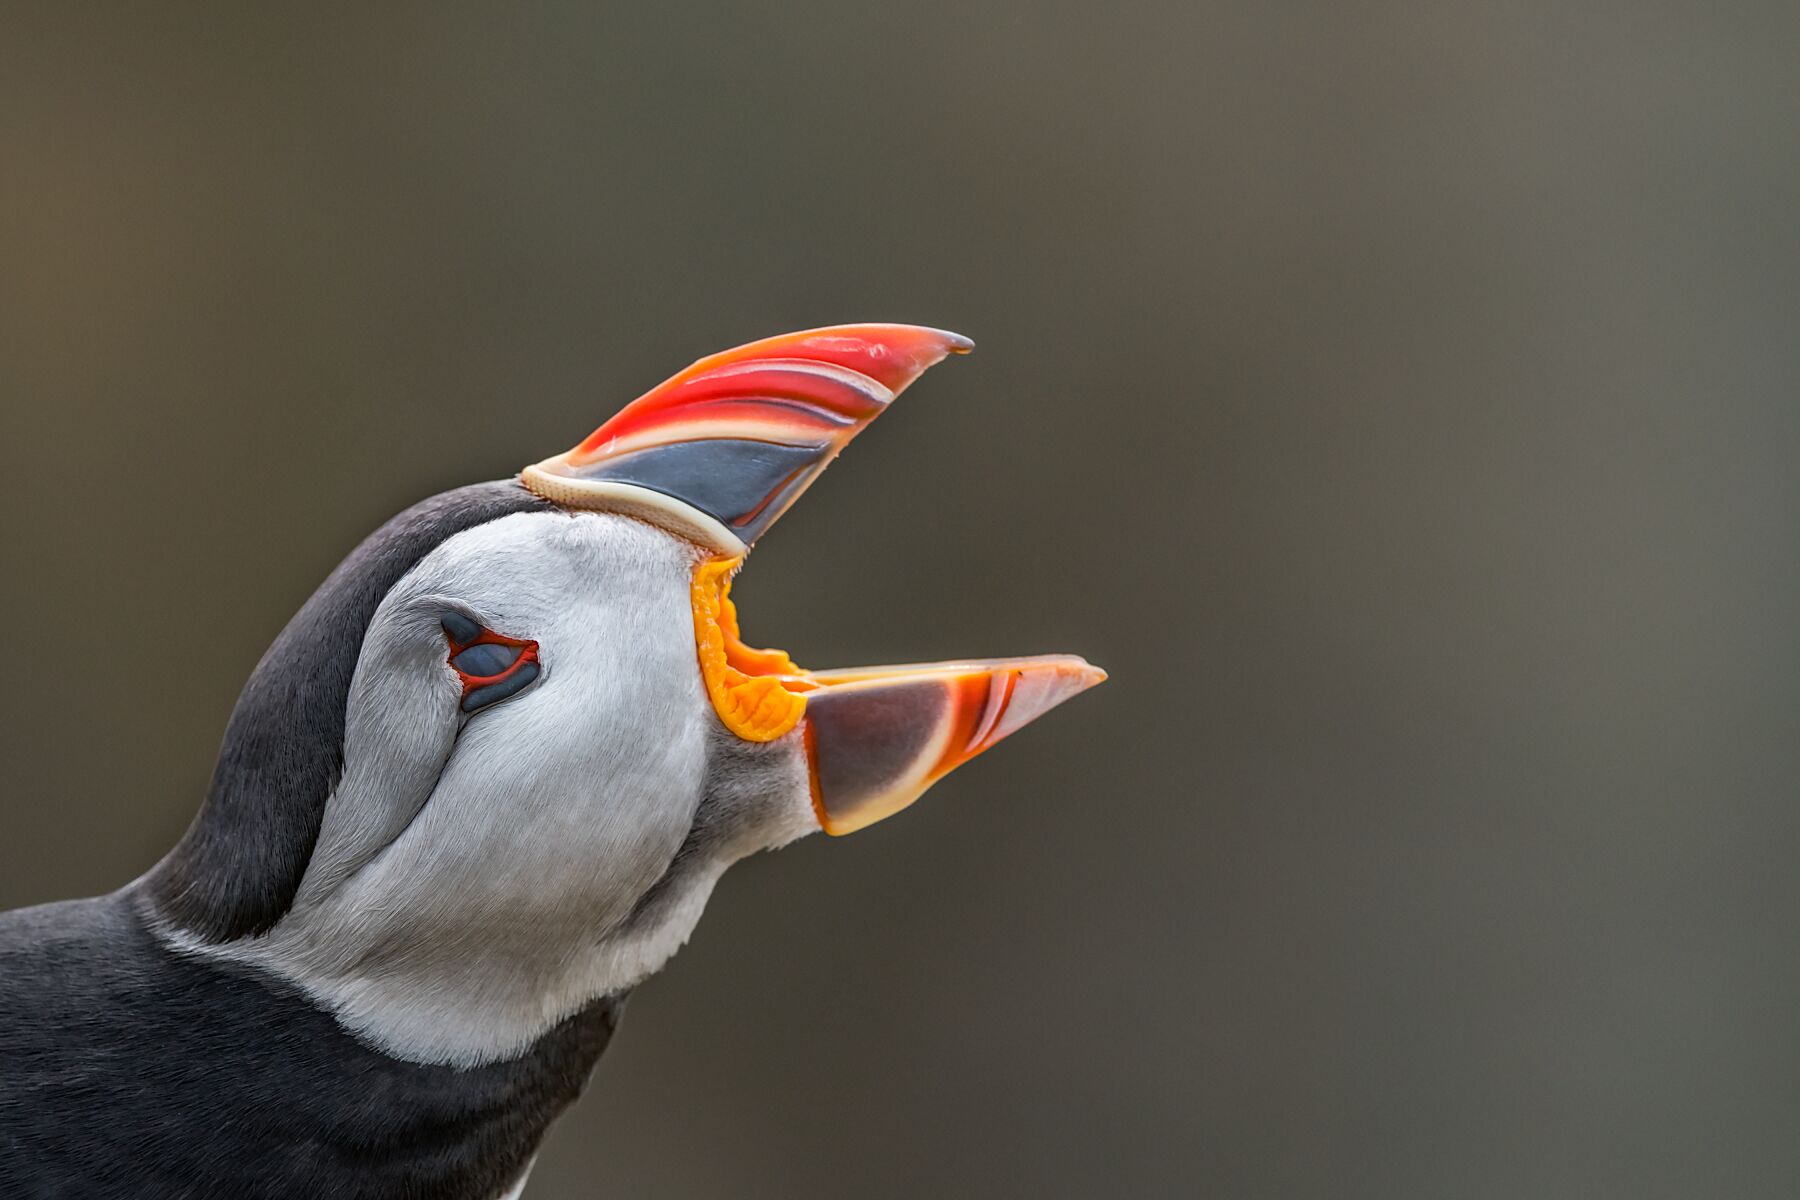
[{"x1": 164, "y1": 510, "x2": 819, "y2": 1065}]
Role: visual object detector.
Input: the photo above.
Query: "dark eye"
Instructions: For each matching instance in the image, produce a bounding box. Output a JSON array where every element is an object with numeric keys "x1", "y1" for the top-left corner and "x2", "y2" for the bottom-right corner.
[{"x1": 441, "y1": 614, "x2": 540, "y2": 713}]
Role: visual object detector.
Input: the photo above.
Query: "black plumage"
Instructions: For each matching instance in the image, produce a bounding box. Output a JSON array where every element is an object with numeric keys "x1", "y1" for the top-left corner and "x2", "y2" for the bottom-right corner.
[{"x1": 0, "y1": 892, "x2": 620, "y2": 1199}]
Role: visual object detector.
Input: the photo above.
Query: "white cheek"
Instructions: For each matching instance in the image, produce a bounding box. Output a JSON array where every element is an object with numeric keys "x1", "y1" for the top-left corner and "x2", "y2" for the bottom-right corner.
[
  {"x1": 385, "y1": 596, "x2": 713, "y2": 933},
  {"x1": 182, "y1": 509, "x2": 737, "y2": 1065}
]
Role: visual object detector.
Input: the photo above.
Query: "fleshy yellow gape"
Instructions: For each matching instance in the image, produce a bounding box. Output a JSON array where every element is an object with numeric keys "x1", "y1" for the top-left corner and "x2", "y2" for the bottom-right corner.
[{"x1": 690, "y1": 557, "x2": 814, "y2": 741}]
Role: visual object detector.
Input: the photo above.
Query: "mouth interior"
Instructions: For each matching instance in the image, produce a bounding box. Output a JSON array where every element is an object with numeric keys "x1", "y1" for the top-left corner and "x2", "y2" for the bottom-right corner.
[{"x1": 690, "y1": 557, "x2": 817, "y2": 742}]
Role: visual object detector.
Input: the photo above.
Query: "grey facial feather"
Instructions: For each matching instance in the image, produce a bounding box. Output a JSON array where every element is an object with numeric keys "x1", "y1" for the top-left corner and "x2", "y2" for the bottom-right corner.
[
  {"x1": 163, "y1": 510, "x2": 820, "y2": 1065},
  {"x1": 144, "y1": 480, "x2": 551, "y2": 942}
]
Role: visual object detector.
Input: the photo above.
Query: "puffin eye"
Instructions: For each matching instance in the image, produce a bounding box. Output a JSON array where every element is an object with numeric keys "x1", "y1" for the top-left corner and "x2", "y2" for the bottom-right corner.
[
  {"x1": 441, "y1": 614, "x2": 540, "y2": 713},
  {"x1": 451, "y1": 642, "x2": 518, "y2": 676}
]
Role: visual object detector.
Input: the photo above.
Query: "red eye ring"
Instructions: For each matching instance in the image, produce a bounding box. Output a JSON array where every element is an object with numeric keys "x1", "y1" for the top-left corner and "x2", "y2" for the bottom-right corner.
[{"x1": 443, "y1": 623, "x2": 539, "y2": 698}]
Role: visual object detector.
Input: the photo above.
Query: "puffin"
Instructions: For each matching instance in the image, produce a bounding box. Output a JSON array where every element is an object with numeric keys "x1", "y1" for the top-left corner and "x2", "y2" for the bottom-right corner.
[{"x1": 0, "y1": 324, "x2": 1104, "y2": 1199}]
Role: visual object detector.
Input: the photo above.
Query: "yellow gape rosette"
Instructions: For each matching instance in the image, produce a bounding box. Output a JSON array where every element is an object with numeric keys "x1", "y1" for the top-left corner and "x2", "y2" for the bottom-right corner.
[{"x1": 689, "y1": 557, "x2": 812, "y2": 742}]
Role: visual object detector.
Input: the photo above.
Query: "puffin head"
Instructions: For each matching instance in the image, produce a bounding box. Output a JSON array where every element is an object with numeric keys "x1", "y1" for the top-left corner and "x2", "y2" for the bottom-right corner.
[{"x1": 144, "y1": 324, "x2": 1104, "y2": 1064}]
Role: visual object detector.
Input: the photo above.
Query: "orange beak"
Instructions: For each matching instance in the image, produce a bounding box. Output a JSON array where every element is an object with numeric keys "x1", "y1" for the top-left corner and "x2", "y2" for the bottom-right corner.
[{"x1": 523, "y1": 323, "x2": 1106, "y2": 834}]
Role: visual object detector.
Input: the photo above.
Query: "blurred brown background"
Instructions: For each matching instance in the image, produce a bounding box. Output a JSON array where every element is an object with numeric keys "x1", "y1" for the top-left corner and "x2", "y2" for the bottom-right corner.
[{"x1": 4, "y1": 4, "x2": 1799, "y2": 1197}]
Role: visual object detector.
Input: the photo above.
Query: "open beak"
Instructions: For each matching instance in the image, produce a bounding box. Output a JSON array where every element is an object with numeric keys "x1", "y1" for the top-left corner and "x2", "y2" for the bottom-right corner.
[{"x1": 522, "y1": 323, "x2": 1106, "y2": 834}]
